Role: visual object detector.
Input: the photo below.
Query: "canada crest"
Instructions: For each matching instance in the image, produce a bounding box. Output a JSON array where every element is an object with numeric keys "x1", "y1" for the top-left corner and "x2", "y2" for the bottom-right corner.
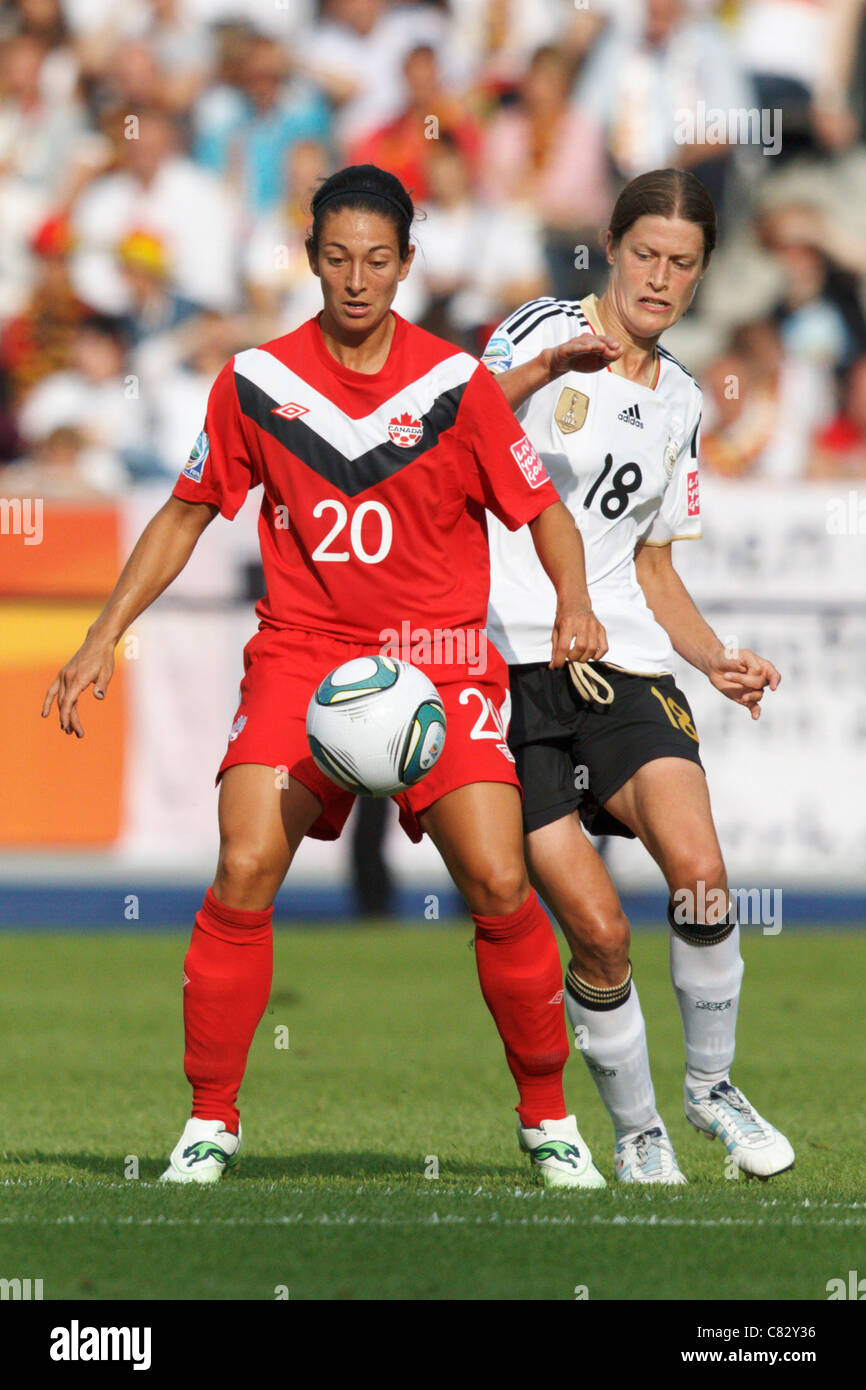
[{"x1": 388, "y1": 411, "x2": 423, "y2": 448}]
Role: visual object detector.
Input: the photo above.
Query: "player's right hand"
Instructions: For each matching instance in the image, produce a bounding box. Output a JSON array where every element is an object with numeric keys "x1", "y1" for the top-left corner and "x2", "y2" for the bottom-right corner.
[
  {"x1": 41, "y1": 637, "x2": 116, "y2": 738},
  {"x1": 544, "y1": 334, "x2": 622, "y2": 382},
  {"x1": 550, "y1": 607, "x2": 608, "y2": 668}
]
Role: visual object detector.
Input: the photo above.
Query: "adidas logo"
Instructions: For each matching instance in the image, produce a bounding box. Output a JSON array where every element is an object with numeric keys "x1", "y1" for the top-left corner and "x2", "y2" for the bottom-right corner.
[{"x1": 617, "y1": 403, "x2": 644, "y2": 428}]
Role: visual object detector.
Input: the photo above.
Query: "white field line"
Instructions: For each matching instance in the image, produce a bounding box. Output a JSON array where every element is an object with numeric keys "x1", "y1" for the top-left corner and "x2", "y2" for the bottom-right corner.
[{"x1": 1, "y1": 1213, "x2": 865, "y2": 1230}]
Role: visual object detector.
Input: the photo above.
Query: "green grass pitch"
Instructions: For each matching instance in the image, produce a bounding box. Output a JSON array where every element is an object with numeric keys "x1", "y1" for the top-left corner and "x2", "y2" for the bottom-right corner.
[{"x1": 0, "y1": 924, "x2": 864, "y2": 1300}]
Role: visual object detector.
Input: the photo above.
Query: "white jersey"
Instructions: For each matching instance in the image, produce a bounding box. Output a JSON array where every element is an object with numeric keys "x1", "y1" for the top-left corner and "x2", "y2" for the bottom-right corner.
[{"x1": 483, "y1": 295, "x2": 703, "y2": 675}]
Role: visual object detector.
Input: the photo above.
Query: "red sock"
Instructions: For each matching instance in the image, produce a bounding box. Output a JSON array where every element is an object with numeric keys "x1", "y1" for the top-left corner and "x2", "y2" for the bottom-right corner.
[
  {"x1": 473, "y1": 890, "x2": 569, "y2": 1128},
  {"x1": 182, "y1": 888, "x2": 273, "y2": 1132}
]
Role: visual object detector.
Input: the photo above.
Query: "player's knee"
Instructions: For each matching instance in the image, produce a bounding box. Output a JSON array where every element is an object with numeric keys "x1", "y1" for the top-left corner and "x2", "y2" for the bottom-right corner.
[
  {"x1": 464, "y1": 860, "x2": 529, "y2": 917},
  {"x1": 215, "y1": 843, "x2": 280, "y2": 906},
  {"x1": 566, "y1": 907, "x2": 630, "y2": 983},
  {"x1": 670, "y1": 852, "x2": 726, "y2": 917}
]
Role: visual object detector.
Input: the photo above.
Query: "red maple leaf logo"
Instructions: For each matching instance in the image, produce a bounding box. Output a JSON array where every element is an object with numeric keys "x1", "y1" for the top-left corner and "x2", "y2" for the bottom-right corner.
[{"x1": 388, "y1": 411, "x2": 423, "y2": 448}]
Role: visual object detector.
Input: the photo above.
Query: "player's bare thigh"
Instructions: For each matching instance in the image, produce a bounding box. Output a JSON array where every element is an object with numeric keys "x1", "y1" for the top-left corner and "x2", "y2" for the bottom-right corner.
[
  {"x1": 604, "y1": 757, "x2": 728, "y2": 919},
  {"x1": 525, "y1": 811, "x2": 630, "y2": 986},
  {"x1": 420, "y1": 781, "x2": 529, "y2": 917},
  {"x1": 213, "y1": 763, "x2": 323, "y2": 912}
]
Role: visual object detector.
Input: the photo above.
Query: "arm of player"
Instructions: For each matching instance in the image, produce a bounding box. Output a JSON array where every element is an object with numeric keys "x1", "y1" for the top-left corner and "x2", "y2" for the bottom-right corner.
[
  {"x1": 634, "y1": 541, "x2": 780, "y2": 720},
  {"x1": 41, "y1": 495, "x2": 218, "y2": 737},
  {"x1": 495, "y1": 334, "x2": 622, "y2": 411},
  {"x1": 529, "y1": 501, "x2": 608, "y2": 668}
]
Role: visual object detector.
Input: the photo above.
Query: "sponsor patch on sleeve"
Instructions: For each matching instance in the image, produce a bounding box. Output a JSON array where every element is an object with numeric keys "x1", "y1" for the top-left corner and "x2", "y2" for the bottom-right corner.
[
  {"x1": 481, "y1": 335, "x2": 514, "y2": 374},
  {"x1": 183, "y1": 430, "x2": 210, "y2": 483},
  {"x1": 511, "y1": 434, "x2": 550, "y2": 490},
  {"x1": 687, "y1": 469, "x2": 700, "y2": 517}
]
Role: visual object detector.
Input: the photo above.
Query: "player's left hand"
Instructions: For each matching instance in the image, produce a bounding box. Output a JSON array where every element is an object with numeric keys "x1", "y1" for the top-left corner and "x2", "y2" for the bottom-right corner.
[
  {"x1": 550, "y1": 607, "x2": 608, "y2": 668},
  {"x1": 707, "y1": 647, "x2": 780, "y2": 720}
]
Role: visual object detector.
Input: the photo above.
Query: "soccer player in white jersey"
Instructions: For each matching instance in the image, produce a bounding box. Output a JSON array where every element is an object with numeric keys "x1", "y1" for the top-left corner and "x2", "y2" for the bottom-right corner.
[{"x1": 482, "y1": 169, "x2": 794, "y2": 1183}]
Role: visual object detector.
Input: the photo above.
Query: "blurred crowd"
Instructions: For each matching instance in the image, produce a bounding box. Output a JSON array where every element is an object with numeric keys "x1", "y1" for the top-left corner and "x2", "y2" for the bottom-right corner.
[{"x1": 1, "y1": 0, "x2": 866, "y2": 498}]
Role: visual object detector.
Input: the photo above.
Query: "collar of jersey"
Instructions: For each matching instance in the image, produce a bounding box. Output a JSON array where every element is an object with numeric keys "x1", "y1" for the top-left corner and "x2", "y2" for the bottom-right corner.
[
  {"x1": 580, "y1": 294, "x2": 661, "y2": 392},
  {"x1": 310, "y1": 309, "x2": 407, "y2": 387}
]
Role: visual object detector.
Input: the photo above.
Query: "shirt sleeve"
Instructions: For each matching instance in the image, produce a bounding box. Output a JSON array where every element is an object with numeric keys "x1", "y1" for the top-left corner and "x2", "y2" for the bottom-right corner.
[
  {"x1": 641, "y1": 393, "x2": 703, "y2": 545},
  {"x1": 172, "y1": 360, "x2": 259, "y2": 520},
  {"x1": 480, "y1": 302, "x2": 557, "y2": 377},
  {"x1": 455, "y1": 361, "x2": 560, "y2": 531}
]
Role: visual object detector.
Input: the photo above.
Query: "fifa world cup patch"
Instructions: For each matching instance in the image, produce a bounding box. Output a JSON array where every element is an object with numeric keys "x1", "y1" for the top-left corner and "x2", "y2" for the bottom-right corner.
[
  {"x1": 687, "y1": 469, "x2": 700, "y2": 516},
  {"x1": 554, "y1": 387, "x2": 589, "y2": 434},
  {"x1": 481, "y1": 335, "x2": 513, "y2": 373},
  {"x1": 511, "y1": 434, "x2": 550, "y2": 489},
  {"x1": 228, "y1": 714, "x2": 247, "y2": 743},
  {"x1": 183, "y1": 430, "x2": 210, "y2": 483}
]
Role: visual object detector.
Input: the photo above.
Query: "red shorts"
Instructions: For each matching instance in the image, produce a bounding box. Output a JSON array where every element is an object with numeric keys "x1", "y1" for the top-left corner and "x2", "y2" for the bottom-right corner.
[{"x1": 218, "y1": 625, "x2": 521, "y2": 842}]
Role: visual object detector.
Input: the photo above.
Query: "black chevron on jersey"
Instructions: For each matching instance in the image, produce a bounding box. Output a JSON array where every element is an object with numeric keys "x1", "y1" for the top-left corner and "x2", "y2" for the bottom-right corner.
[
  {"x1": 235, "y1": 372, "x2": 469, "y2": 497},
  {"x1": 511, "y1": 303, "x2": 585, "y2": 346}
]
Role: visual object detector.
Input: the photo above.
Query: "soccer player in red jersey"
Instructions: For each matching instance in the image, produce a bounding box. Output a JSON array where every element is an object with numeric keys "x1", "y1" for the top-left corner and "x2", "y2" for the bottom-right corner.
[{"x1": 42, "y1": 166, "x2": 611, "y2": 1188}]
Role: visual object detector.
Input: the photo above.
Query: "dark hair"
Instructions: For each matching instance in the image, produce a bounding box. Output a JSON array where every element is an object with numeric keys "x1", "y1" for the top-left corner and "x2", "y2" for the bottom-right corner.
[
  {"x1": 306, "y1": 165, "x2": 415, "y2": 261},
  {"x1": 608, "y1": 169, "x2": 717, "y2": 267},
  {"x1": 77, "y1": 312, "x2": 129, "y2": 345}
]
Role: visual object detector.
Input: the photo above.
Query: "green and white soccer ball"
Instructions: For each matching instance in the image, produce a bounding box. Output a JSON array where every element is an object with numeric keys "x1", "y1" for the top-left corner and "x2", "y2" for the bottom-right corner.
[{"x1": 306, "y1": 656, "x2": 447, "y2": 796}]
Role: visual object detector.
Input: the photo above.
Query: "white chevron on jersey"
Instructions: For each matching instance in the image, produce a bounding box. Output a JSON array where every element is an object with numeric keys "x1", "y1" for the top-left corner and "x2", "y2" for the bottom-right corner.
[{"x1": 234, "y1": 346, "x2": 478, "y2": 460}]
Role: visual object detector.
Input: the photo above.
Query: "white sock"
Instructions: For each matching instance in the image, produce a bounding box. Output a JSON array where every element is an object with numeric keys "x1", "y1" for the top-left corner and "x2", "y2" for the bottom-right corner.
[
  {"x1": 669, "y1": 922, "x2": 744, "y2": 1097},
  {"x1": 565, "y1": 963, "x2": 661, "y2": 1141}
]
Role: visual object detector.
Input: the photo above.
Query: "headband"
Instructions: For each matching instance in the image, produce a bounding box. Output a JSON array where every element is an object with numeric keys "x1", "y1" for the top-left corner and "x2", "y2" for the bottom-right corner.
[{"x1": 314, "y1": 186, "x2": 410, "y2": 221}]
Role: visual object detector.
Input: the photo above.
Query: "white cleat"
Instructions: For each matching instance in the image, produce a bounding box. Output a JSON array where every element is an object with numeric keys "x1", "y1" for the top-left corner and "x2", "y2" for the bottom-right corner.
[
  {"x1": 685, "y1": 1080, "x2": 794, "y2": 1179},
  {"x1": 615, "y1": 1125, "x2": 687, "y2": 1184},
  {"x1": 518, "y1": 1114, "x2": 606, "y2": 1189},
  {"x1": 159, "y1": 1117, "x2": 242, "y2": 1184}
]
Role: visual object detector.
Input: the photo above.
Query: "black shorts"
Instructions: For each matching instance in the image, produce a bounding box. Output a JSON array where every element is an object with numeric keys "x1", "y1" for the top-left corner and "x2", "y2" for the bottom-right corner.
[{"x1": 508, "y1": 661, "x2": 704, "y2": 838}]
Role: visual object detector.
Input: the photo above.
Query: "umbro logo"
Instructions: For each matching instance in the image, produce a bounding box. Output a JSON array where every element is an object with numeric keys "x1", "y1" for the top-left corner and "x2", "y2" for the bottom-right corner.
[
  {"x1": 271, "y1": 401, "x2": 309, "y2": 420},
  {"x1": 617, "y1": 404, "x2": 644, "y2": 428}
]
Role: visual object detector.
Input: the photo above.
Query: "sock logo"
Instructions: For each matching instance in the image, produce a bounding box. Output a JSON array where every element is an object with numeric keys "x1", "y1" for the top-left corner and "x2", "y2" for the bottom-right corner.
[{"x1": 695, "y1": 999, "x2": 733, "y2": 1011}]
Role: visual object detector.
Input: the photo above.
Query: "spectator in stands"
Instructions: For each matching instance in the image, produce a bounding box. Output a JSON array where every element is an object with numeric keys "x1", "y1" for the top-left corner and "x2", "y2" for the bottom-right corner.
[
  {"x1": 0, "y1": 213, "x2": 89, "y2": 405},
  {"x1": 69, "y1": 107, "x2": 241, "y2": 314},
  {"x1": 755, "y1": 200, "x2": 866, "y2": 377},
  {"x1": 115, "y1": 228, "x2": 200, "y2": 347},
  {"x1": 700, "y1": 319, "x2": 833, "y2": 480},
  {"x1": 16, "y1": 312, "x2": 156, "y2": 481},
  {"x1": 143, "y1": 311, "x2": 248, "y2": 479},
  {"x1": 479, "y1": 44, "x2": 611, "y2": 299},
  {"x1": 243, "y1": 138, "x2": 332, "y2": 327},
  {"x1": 193, "y1": 33, "x2": 330, "y2": 216},
  {"x1": 812, "y1": 0, "x2": 866, "y2": 149},
  {"x1": 735, "y1": 0, "x2": 832, "y2": 160},
  {"x1": 415, "y1": 133, "x2": 548, "y2": 348},
  {"x1": 0, "y1": 30, "x2": 91, "y2": 198},
  {"x1": 347, "y1": 43, "x2": 482, "y2": 203},
  {"x1": 118, "y1": 0, "x2": 217, "y2": 118},
  {"x1": 576, "y1": 0, "x2": 753, "y2": 223},
  {"x1": 0, "y1": 423, "x2": 124, "y2": 497},
  {"x1": 809, "y1": 355, "x2": 866, "y2": 478},
  {"x1": 295, "y1": 0, "x2": 450, "y2": 153}
]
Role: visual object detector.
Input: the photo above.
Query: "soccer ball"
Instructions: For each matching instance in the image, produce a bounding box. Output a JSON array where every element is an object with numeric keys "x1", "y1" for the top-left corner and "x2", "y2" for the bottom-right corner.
[{"x1": 306, "y1": 656, "x2": 447, "y2": 796}]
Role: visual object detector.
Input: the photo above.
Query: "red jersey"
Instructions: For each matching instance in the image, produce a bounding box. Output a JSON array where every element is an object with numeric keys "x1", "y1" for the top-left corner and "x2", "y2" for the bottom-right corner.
[{"x1": 172, "y1": 312, "x2": 558, "y2": 643}]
